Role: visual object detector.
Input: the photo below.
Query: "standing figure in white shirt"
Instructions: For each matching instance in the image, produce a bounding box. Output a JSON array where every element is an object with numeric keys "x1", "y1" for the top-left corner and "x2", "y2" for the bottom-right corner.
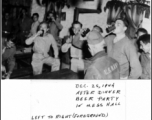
[
  {"x1": 61, "y1": 21, "x2": 85, "y2": 77},
  {"x1": 28, "y1": 13, "x2": 40, "y2": 37}
]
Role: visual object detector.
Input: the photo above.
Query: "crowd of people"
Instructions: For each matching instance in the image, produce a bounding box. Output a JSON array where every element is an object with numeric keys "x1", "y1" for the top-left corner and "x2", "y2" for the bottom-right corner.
[{"x1": 2, "y1": 9, "x2": 151, "y2": 79}]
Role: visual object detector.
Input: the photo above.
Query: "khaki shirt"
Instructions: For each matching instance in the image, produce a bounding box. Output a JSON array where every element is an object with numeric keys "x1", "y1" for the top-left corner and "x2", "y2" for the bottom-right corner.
[{"x1": 33, "y1": 34, "x2": 58, "y2": 58}]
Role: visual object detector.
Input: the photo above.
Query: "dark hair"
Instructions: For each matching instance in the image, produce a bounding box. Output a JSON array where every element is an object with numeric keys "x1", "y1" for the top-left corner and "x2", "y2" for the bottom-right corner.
[
  {"x1": 47, "y1": 11, "x2": 56, "y2": 19},
  {"x1": 138, "y1": 34, "x2": 150, "y2": 44},
  {"x1": 115, "y1": 18, "x2": 129, "y2": 28},
  {"x1": 137, "y1": 28, "x2": 148, "y2": 35},
  {"x1": 32, "y1": 13, "x2": 39, "y2": 18},
  {"x1": 72, "y1": 21, "x2": 83, "y2": 28},
  {"x1": 37, "y1": 21, "x2": 49, "y2": 32},
  {"x1": 93, "y1": 25, "x2": 103, "y2": 33}
]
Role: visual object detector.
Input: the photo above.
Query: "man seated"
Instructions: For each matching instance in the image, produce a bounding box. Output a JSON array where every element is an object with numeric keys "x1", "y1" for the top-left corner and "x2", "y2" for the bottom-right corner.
[
  {"x1": 138, "y1": 34, "x2": 151, "y2": 79},
  {"x1": 84, "y1": 31, "x2": 120, "y2": 79},
  {"x1": 2, "y1": 37, "x2": 16, "y2": 79},
  {"x1": 25, "y1": 22, "x2": 60, "y2": 75}
]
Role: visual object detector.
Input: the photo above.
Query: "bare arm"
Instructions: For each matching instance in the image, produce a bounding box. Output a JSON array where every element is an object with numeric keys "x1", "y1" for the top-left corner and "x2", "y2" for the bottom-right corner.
[
  {"x1": 25, "y1": 31, "x2": 42, "y2": 45},
  {"x1": 54, "y1": 18, "x2": 63, "y2": 30}
]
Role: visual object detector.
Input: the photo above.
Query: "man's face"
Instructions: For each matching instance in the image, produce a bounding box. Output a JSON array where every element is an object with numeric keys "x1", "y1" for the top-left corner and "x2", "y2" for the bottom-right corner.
[
  {"x1": 92, "y1": 27, "x2": 100, "y2": 33},
  {"x1": 73, "y1": 24, "x2": 81, "y2": 35},
  {"x1": 33, "y1": 15, "x2": 38, "y2": 22},
  {"x1": 48, "y1": 13, "x2": 54, "y2": 19},
  {"x1": 140, "y1": 41, "x2": 150, "y2": 53},
  {"x1": 39, "y1": 23, "x2": 48, "y2": 34},
  {"x1": 113, "y1": 20, "x2": 126, "y2": 34}
]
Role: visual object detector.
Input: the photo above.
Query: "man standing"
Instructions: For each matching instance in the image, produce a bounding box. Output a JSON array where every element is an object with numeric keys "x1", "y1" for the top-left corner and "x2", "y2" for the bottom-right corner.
[
  {"x1": 61, "y1": 21, "x2": 85, "y2": 78},
  {"x1": 2, "y1": 12, "x2": 13, "y2": 39},
  {"x1": 28, "y1": 13, "x2": 40, "y2": 37},
  {"x1": 138, "y1": 34, "x2": 151, "y2": 79},
  {"x1": 46, "y1": 12, "x2": 63, "y2": 46},
  {"x1": 84, "y1": 31, "x2": 120, "y2": 79},
  {"x1": 105, "y1": 18, "x2": 142, "y2": 79},
  {"x1": 18, "y1": 8, "x2": 32, "y2": 46}
]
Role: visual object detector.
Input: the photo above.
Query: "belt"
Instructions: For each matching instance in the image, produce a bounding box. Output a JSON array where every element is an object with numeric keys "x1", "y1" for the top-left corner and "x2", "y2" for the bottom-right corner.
[{"x1": 72, "y1": 57, "x2": 82, "y2": 60}]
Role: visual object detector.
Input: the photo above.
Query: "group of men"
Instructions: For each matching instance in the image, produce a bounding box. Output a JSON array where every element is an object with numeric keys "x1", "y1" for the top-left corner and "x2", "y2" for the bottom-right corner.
[
  {"x1": 2, "y1": 10, "x2": 63, "y2": 79},
  {"x1": 62, "y1": 19, "x2": 150, "y2": 79},
  {"x1": 2, "y1": 10, "x2": 150, "y2": 79}
]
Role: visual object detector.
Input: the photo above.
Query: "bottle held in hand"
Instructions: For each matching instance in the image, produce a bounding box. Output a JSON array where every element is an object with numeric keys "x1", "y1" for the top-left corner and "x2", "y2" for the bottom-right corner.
[
  {"x1": 40, "y1": 30, "x2": 44, "y2": 37},
  {"x1": 81, "y1": 28, "x2": 90, "y2": 37},
  {"x1": 106, "y1": 24, "x2": 116, "y2": 33}
]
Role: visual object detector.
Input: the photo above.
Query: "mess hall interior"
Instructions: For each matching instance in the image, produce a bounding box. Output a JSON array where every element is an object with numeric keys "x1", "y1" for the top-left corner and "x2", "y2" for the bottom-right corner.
[{"x1": 2, "y1": 0, "x2": 151, "y2": 79}]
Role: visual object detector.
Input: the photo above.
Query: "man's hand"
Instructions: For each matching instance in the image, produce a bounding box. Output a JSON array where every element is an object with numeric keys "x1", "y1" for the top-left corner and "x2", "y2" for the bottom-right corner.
[
  {"x1": 66, "y1": 37, "x2": 72, "y2": 44},
  {"x1": 6, "y1": 41, "x2": 14, "y2": 48},
  {"x1": 79, "y1": 28, "x2": 87, "y2": 35},
  {"x1": 5, "y1": 72, "x2": 12, "y2": 79},
  {"x1": 36, "y1": 30, "x2": 43, "y2": 36}
]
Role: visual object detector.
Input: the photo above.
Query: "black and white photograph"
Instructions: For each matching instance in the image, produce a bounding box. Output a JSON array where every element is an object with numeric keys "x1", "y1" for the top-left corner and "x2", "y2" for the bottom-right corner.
[
  {"x1": 1, "y1": 0, "x2": 151, "y2": 80},
  {"x1": 1, "y1": 0, "x2": 151, "y2": 120}
]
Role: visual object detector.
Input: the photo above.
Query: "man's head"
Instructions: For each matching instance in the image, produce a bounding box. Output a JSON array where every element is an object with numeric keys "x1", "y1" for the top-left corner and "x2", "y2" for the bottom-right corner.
[
  {"x1": 92, "y1": 25, "x2": 103, "y2": 33},
  {"x1": 32, "y1": 13, "x2": 39, "y2": 22},
  {"x1": 37, "y1": 22, "x2": 49, "y2": 35},
  {"x1": 4, "y1": 12, "x2": 10, "y2": 20},
  {"x1": 47, "y1": 12, "x2": 56, "y2": 21},
  {"x1": 72, "y1": 21, "x2": 83, "y2": 35},
  {"x1": 22, "y1": 8, "x2": 27, "y2": 17},
  {"x1": 139, "y1": 34, "x2": 150, "y2": 53},
  {"x1": 136, "y1": 28, "x2": 148, "y2": 39},
  {"x1": 113, "y1": 18, "x2": 128, "y2": 35},
  {"x1": 87, "y1": 31, "x2": 105, "y2": 56}
]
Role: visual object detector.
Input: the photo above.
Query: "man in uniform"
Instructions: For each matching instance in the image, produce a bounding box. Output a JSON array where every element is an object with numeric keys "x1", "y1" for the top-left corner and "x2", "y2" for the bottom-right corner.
[{"x1": 84, "y1": 31, "x2": 120, "y2": 79}]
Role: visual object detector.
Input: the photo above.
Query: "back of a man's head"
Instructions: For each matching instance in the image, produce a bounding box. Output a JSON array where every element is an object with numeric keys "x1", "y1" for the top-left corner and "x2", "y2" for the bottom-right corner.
[
  {"x1": 87, "y1": 31, "x2": 105, "y2": 56},
  {"x1": 138, "y1": 34, "x2": 150, "y2": 44},
  {"x1": 137, "y1": 28, "x2": 148, "y2": 38}
]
